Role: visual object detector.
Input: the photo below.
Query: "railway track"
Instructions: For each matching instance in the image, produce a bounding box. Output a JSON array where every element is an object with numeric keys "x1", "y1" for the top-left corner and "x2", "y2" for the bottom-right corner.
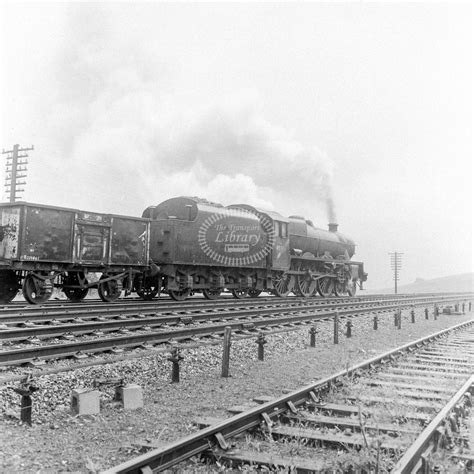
[
  {"x1": 0, "y1": 294, "x2": 464, "y2": 338},
  {"x1": 0, "y1": 295, "x2": 410, "y2": 325},
  {"x1": 103, "y1": 320, "x2": 474, "y2": 473},
  {"x1": 1, "y1": 292, "x2": 470, "y2": 323},
  {"x1": 0, "y1": 294, "x2": 469, "y2": 367}
]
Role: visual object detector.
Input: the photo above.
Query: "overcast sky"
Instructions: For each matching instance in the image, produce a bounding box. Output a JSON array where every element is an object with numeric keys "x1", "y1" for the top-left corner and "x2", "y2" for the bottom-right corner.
[{"x1": 0, "y1": 2, "x2": 472, "y2": 290}]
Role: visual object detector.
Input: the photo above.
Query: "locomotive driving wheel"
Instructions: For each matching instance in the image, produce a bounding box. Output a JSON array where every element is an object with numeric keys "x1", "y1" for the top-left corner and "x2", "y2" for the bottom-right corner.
[
  {"x1": 272, "y1": 272, "x2": 295, "y2": 297},
  {"x1": 63, "y1": 272, "x2": 89, "y2": 302},
  {"x1": 98, "y1": 275, "x2": 122, "y2": 302},
  {"x1": 0, "y1": 270, "x2": 20, "y2": 304},
  {"x1": 248, "y1": 289, "x2": 262, "y2": 298},
  {"x1": 295, "y1": 264, "x2": 317, "y2": 298},
  {"x1": 317, "y1": 277, "x2": 335, "y2": 298},
  {"x1": 22, "y1": 272, "x2": 53, "y2": 305},
  {"x1": 169, "y1": 288, "x2": 190, "y2": 301},
  {"x1": 231, "y1": 288, "x2": 249, "y2": 299},
  {"x1": 203, "y1": 288, "x2": 221, "y2": 300}
]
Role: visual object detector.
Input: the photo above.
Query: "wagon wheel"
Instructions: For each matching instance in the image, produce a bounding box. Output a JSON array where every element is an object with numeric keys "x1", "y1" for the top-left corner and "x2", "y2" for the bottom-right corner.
[
  {"x1": 295, "y1": 265, "x2": 317, "y2": 298},
  {"x1": 169, "y1": 288, "x2": 190, "y2": 301},
  {"x1": 272, "y1": 272, "x2": 295, "y2": 297},
  {"x1": 63, "y1": 272, "x2": 89, "y2": 302},
  {"x1": 98, "y1": 275, "x2": 122, "y2": 302},
  {"x1": 0, "y1": 270, "x2": 20, "y2": 304},
  {"x1": 347, "y1": 280, "x2": 357, "y2": 297},
  {"x1": 333, "y1": 280, "x2": 345, "y2": 297},
  {"x1": 137, "y1": 276, "x2": 161, "y2": 301},
  {"x1": 231, "y1": 288, "x2": 249, "y2": 299},
  {"x1": 317, "y1": 277, "x2": 335, "y2": 298},
  {"x1": 22, "y1": 272, "x2": 53, "y2": 305},
  {"x1": 248, "y1": 289, "x2": 262, "y2": 298},
  {"x1": 203, "y1": 288, "x2": 221, "y2": 300}
]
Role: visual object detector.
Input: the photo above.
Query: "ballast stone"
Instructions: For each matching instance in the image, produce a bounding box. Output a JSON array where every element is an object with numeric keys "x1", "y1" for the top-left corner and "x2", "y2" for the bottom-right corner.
[
  {"x1": 115, "y1": 384, "x2": 143, "y2": 410},
  {"x1": 71, "y1": 388, "x2": 100, "y2": 415}
]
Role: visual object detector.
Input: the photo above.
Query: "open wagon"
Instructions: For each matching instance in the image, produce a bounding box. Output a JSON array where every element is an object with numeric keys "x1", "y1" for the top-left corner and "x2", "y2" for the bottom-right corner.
[{"x1": 0, "y1": 202, "x2": 150, "y2": 304}]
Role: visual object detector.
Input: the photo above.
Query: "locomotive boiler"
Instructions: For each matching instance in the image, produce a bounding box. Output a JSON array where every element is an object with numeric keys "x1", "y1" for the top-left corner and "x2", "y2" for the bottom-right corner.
[{"x1": 286, "y1": 216, "x2": 362, "y2": 297}]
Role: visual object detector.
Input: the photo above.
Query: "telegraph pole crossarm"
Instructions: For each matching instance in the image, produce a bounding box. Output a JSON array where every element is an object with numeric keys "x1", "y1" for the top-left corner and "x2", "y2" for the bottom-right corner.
[
  {"x1": 389, "y1": 252, "x2": 403, "y2": 294},
  {"x1": 3, "y1": 144, "x2": 33, "y2": 202}
]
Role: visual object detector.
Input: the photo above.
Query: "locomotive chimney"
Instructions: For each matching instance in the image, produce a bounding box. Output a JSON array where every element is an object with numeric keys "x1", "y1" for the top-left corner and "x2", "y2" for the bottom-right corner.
[{"x1": 328, "y1": 223, "x2": 338, "y2": 232}]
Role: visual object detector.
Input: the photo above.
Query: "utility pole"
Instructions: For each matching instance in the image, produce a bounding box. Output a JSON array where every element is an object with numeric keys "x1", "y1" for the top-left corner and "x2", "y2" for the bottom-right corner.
[
  {"x1": 2, "y1": 144, "x2": 33, "y2": 202},
  {"x1": 389, "y1": 252, "x2": 403, "y2": 294}
]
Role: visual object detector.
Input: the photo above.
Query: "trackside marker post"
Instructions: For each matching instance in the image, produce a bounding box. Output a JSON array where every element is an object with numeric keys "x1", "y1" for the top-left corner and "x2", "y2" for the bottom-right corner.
[
  {"x1": 346, "y1": 320, "x2": 352, "y2": 338},
  {"x1": 221, "y1": 326, "x2": 232, "y2": 377},
  {"x1": 168, "y1": 344, "x2": 184, "y2": 383},
  {"x1": 309, "y1": 326, "x2": 317, "y2": 347},
  {"x1": 256, "y1": 332, "x2": 267, "y2": 361},
  {"x1": 333, "y1": 311, "x2": 339, "y2": 344},
  {"x1": 11, "y1": 378, "x2": 38, "y2": 425}
]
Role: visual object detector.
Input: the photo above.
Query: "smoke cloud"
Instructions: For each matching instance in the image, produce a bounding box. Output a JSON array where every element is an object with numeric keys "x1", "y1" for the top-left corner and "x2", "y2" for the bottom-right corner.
[{"x1": 44, "y1": 5, "x2": 337, "y2": 222}]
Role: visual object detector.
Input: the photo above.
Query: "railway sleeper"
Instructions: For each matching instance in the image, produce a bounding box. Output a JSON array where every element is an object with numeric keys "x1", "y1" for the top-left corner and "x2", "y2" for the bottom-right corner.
[
  {"x1": 413, "y1": 354, "x2": 472, "y2": 364},
  {"x1": 268, "y1": 424, "x2": 410, "y2": 451},
  {"x1": 203, "y1": 448, "x2": 328, "y2": 473},
  {"x1": 282, "y1": 413, "x2": 419, "y2": 436},
  {"x1": 387, "y1": 367, "x2": 469, "y2": 378},
  {"x1": 345, "y1": 395, "x2": 443, "y2": 411},
  {"x1": 375, "y1": 372, "x2": 462, "y2": 385},
  {"x1": 356, "y1": 378, "x2": 456, "y2": 394},
  {"x1": 348, "y1": 387, "x2": 447, "y2": 401},
  {"x1": 312, "y1": 403, "x2": 431, "y2": 424},
  {"x1": 394, "y1": 362, "x2": 472, "y2": 373}
]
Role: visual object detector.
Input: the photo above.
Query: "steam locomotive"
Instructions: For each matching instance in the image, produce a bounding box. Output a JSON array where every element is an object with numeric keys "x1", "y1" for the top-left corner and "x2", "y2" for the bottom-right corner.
[{"x1": 0, "y1": 197, "x2": 366, "y2": 304}]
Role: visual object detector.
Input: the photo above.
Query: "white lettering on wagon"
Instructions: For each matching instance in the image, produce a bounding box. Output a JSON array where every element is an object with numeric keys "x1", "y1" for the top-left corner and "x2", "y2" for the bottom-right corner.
[{"x1": 21, "y1": 255, "x2": 40, "y2": 261}]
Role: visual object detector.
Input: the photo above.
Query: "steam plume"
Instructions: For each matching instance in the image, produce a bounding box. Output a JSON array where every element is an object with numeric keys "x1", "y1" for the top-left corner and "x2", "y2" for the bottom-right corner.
[
  {"x1": 44, "y1": 5, "x2": 337, "y2": 222},
  {"x1": 326, "y1": 196, "x2": 337, "y2": 224}
]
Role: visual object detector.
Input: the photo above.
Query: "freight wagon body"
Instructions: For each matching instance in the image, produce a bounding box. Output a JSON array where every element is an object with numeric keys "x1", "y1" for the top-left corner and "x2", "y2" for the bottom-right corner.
[{"x1": 0, "y1": 202, "x2": 149, "y2": 304}]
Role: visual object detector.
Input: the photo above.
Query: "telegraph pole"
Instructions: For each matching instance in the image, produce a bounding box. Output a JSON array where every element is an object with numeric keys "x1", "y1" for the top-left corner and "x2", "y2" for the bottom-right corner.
[
  {"x1": 2, "y1": 144, "x2": 33, "y2": 202},
  {"x1": 389, "y1": 252, "x2": 403, "y2": 294}
]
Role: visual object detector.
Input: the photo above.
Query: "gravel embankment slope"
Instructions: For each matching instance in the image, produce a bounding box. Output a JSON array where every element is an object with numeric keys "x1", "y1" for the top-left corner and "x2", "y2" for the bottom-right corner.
[{"x1": 0, "y1": 309, "x2": 472, "y2": 473}]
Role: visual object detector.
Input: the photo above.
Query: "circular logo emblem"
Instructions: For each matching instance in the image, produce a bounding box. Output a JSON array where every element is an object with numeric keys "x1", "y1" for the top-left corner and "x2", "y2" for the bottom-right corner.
[{"x1": 198, "y1": 208, "x2": 274, "y2": 266}]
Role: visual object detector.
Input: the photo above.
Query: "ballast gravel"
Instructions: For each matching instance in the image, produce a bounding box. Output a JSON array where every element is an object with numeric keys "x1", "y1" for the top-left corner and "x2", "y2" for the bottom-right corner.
[{"x1": 0, "y1": 307, "x2": 472, "y2": 472}]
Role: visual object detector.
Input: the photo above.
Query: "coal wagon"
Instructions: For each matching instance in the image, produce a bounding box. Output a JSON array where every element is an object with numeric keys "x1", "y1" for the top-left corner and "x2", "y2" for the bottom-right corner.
[{"x1": 0, "y1": 202, "x2": 150, "y2": 304}]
